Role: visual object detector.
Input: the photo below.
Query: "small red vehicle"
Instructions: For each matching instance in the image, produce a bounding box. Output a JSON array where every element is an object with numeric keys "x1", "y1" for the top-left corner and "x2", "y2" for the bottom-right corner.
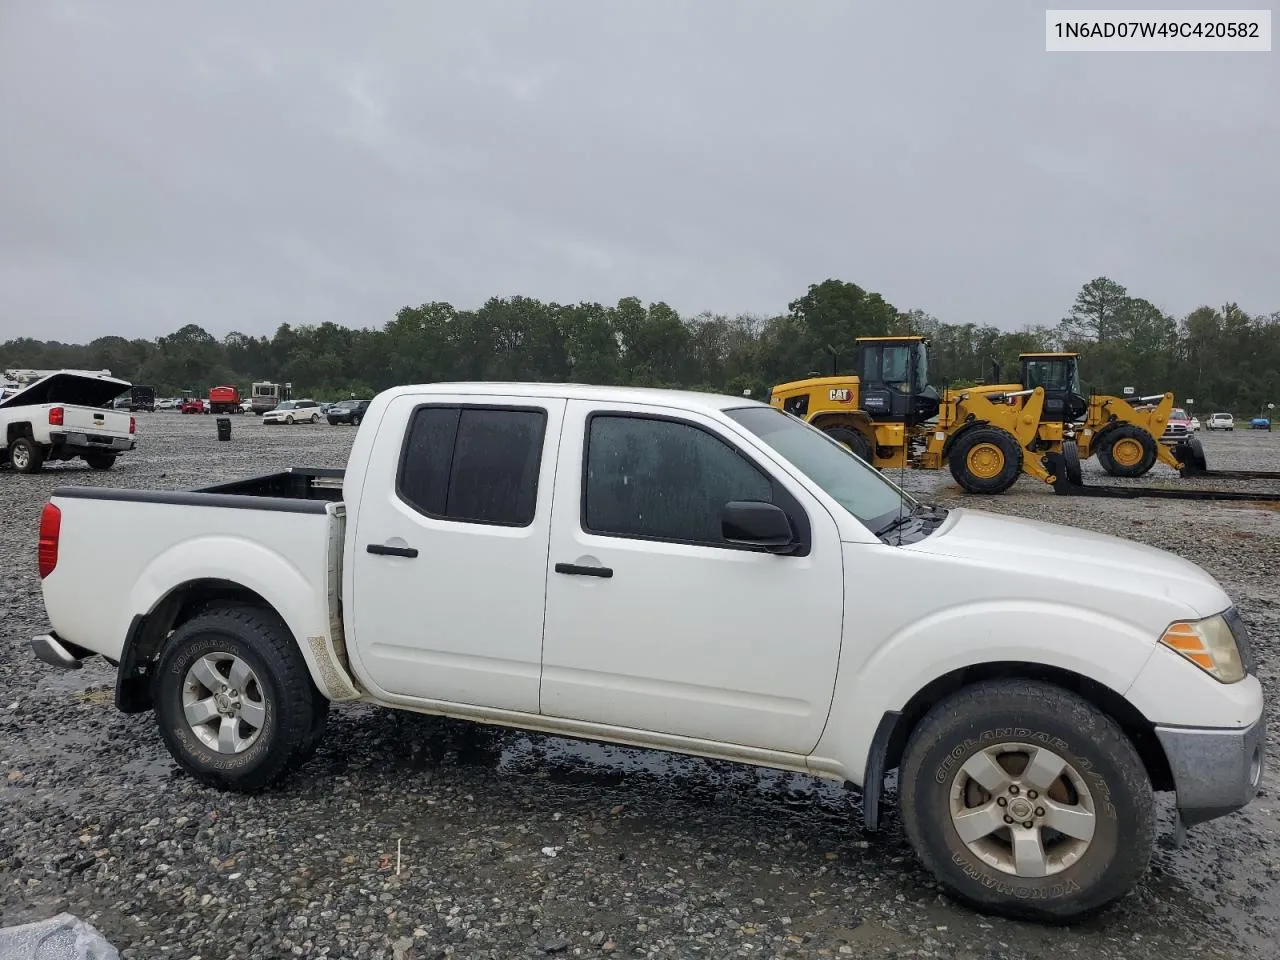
[{"x1": 180, "y1": 398, "x2": 206, "y2": 415}]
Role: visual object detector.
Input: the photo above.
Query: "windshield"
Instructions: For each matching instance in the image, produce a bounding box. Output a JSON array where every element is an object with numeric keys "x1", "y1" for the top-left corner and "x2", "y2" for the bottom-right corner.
[
  {"x1": 276, "y1": 401, "x2": 296, "y2": 410},
  {"x1": 724, "y1": 405, "x2": 914, "y2": 533},
  {"x1": 1171, "y1": 408, "x2": 1187, "y2": 419}
]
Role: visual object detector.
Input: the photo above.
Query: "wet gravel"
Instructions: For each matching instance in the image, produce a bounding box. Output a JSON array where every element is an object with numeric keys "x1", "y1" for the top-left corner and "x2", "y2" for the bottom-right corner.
[{"x1": 2, "y1": 413, "x2": 1279, "y2": 959}]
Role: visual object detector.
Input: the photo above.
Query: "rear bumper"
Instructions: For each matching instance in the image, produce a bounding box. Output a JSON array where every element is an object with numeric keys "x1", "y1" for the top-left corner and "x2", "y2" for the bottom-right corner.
[
  {"x1": 31, "y1": 632, "x2": 96, "y2": 670},
  {"x1": 1156, "y1": 717, "x2": 1266, "y2": 827},
  {"x1": 48, "y1": 431, "x2": 135, "y2": 454}
]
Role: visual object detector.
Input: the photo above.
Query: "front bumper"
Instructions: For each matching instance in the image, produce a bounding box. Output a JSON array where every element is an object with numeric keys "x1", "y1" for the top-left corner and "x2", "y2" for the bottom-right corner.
[{"x1": 1156, "y1": 717, "x2": 1266, "y2": 827}]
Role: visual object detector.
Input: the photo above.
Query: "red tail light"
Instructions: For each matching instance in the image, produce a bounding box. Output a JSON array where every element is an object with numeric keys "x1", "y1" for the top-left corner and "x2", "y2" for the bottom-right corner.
[
  {"x1": 48, "y1": 406, "x2": 64, "y2": 426},
  {"x1": 38, "y1": 502, "x2": 61, "y2": 579},
  {"x1": 129, "y1": 416, "x2": 136, "y2": 434}
]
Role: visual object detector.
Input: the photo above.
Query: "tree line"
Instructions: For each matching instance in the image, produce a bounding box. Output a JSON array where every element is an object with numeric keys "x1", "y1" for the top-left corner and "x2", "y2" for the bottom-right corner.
[{"x1": 2, "y1": 276, "x2": 1276, "y2": 417}]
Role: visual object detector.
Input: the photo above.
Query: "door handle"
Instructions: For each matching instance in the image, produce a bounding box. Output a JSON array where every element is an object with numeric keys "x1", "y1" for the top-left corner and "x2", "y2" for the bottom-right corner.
[
  {"x1": 367, "y1": 543, "x2": 419, "y2": 558},
  {"x1": 554, "y1": 562, "x2": 612, "y2": 578}
]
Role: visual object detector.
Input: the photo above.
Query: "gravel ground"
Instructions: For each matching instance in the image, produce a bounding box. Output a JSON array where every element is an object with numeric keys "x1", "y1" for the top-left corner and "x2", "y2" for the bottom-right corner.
[{"x1": 2, "y1": 413, "x2": 1279, "y2": 960}]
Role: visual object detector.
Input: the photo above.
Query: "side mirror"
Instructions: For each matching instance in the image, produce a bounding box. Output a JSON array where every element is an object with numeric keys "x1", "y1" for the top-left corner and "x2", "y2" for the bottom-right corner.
[{"x1": 722, "y1": 501, "x2": 796, "y2": 553}]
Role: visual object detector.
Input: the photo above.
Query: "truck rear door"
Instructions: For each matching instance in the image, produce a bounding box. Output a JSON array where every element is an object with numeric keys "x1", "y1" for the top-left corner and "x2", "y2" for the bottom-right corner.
[{"x1": 344, "y1": 392, "x2": 567, "y2": 714}]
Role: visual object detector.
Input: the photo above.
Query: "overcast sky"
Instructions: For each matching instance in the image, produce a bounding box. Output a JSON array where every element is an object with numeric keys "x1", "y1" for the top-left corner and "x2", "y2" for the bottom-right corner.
[{"x1": 1, "y1": 1, "x2": 1276, "y2": 343}]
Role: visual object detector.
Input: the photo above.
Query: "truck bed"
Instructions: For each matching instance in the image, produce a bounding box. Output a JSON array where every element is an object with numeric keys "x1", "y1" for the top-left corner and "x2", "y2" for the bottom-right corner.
[
  {"x1": 197, "y1": 466, "x2": 345, "y2": 503},
  {"x1": 52, "y1": 466, "x2": 345, "y2": 511},
  {"x1": 41, "y1": 467, "x2": 346, "y2": 667}
]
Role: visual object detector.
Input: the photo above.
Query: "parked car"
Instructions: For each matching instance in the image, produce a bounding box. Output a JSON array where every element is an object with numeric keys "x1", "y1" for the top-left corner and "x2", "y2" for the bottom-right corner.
[
  {"x1": 0, "y1": 370, "x2": 136, "y2": 472},
  {"x1": 1190, "y1": 416, "x2": 1201, "y2": 432},
  {"x1": 1161, "y1": 407, "x2": 1193, "y2": 442},
  {"x1": 1251, "y1": 417, "x2": 1272, "y2": 431},
  {"x1": 180, "y1": 398, "x2": 207, "y2": 415},
  {"x1": 1207, "y1": 413, "x2": 1235, "y2": 431},
  {"x1": 326, "y1": 399, "x2": 371, "y2": 425},
  {"x1": 28, "y1": 382, "x2": 1265, "y2": 922},
  {"x1": 262, "y1": 399, "x2": 322, "y2": 425}
]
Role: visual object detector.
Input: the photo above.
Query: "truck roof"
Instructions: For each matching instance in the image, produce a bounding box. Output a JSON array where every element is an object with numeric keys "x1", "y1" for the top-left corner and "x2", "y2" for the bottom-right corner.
[{"x1": 378, "y1": 381, "x2": 767, "y2": 414}]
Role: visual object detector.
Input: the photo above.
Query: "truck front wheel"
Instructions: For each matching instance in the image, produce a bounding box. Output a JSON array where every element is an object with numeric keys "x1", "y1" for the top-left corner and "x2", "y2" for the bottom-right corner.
[
  {"x1": 151, "y1": 605, "x2": 327, "y2": 792},
  {"x1": 897, "y1": 678, "x2": 1154, "y2": 922}
]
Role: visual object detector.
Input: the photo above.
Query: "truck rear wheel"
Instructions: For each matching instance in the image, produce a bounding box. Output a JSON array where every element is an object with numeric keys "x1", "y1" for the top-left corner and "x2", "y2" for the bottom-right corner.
[
  {"x1": 1097, "y1": 425, "x2": 1157, "y2": 478},
  {"x1": 947, "y1": 427, "x2": 1022, "y2": 494},
  {"x1": 83, "y1": 453, "x2": 116, "y2": 470},
  {"x1": 898, "y1": 678, "x2": 1154, "y2": 922},
  {"x1": 151, "y1": 605, "x2": 327, "y2": 792},
  {"x1": 8, "y1": 437, "x2": 44, "y2": 474},
  {"x1": 822, "y1": 425, "x2": 873, "y2": 462}
]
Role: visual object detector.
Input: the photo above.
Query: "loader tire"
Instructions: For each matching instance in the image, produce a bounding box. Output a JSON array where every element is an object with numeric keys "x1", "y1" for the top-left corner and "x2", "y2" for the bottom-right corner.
[
  {"x1": 898, "y1": 678, "x2": 1155, "y2": 923},
  {"x1": 1061, "y1": 439, "x2": 1083, "y2": 486},
  {"x1": 1097, "y1": 425, "x2": 1157, "y2": 478},
  {"x1": 823, "y1": 425, "x2": 874, "y2": 463},
  {"x1": 948, "y1": 427, "x2": 1022, "y2": 494},
  {"x1": 152, "y1": 605, "x2": 327, "y2": 792}
]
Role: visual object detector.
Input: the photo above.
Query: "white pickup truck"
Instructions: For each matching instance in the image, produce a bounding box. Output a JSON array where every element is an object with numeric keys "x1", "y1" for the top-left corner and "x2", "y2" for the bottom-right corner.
[
  {"x1": 30, "y1": 382, "x2": 1264, "y2": 921},
  {"x1": 1, "y1": 370, "x2": 137, "y2": 472}
]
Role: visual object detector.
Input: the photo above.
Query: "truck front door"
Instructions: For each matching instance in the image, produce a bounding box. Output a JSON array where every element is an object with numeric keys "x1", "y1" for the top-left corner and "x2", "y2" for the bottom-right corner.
[
  {"x1": 539, "y1": 400, "x2": 846, "y2": 756},
  {"x1": 347, "y1": 393, "x2": 567, "y2": 714}
]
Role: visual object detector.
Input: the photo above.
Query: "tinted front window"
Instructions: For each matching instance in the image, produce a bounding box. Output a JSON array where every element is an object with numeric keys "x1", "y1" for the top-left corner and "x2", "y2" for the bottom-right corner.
[
  {"x1": 725, "y1": 405, "x2": 909, "y2": 531},
  {"x1": 398, "y1": 406, "x2": 546, "y2": 526},
  {"x1": 584, "y1": 414, "x2": 773, "y2": 545}
]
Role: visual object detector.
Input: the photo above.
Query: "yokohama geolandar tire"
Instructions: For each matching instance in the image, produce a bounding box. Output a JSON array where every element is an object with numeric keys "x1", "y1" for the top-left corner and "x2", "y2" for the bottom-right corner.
[
  {"x1": 151, "y1": 605, "x2": 328, "y2": 792},
  {"x1": 822, "y1": 425, "x2": 874, "y2": 463},
  {"x1": 948, "y1": 427, "x2": 1023, "y2": 494},
  {"x1": 898, "y1": 679, "x2": 1155, "y2": 923}
]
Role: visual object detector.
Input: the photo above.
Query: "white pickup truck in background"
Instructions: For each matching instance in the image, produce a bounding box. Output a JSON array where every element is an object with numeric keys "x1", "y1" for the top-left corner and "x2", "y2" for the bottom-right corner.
[
  {"x1": 1, "y1": 369, "x2": 137, "y2": 472},
  {"x1": 30, "y1": 382, "x2": 1264, "y2": 922}
]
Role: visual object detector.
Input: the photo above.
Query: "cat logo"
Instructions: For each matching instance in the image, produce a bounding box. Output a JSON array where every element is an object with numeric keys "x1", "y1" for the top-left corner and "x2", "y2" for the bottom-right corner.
[{"x1": 828, "y1": 388, "x2": 852, "y2": 403}]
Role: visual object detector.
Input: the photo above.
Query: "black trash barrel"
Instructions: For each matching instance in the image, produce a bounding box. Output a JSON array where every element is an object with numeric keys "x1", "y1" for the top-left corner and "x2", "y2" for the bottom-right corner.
[{"x1": 216, "y1": 417, "x2": 232, "y2": 441}]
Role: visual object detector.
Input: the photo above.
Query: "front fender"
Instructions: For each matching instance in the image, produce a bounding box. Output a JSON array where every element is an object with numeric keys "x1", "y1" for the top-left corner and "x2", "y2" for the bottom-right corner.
[
  {"x1": 130, "y1": 535, "x2": 352, "y2": 700},
  {"x1": 812, "y1": 599, "x2": 1159, "y2": 785}
]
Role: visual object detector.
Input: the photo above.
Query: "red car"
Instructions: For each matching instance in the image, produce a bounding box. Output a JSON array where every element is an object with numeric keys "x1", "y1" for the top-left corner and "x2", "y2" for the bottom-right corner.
[{"x1": 180, "y1": 398, "x2": 206, "y2": 414}]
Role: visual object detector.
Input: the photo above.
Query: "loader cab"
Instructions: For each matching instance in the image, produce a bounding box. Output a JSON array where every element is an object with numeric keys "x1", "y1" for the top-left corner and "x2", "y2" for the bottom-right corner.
[
  {"x1": 1020, "y1": 353, "x2": 1088, "y2": 422},
  {"x1": 852, "y1": 336, "x2": 940, "y2": 425}
]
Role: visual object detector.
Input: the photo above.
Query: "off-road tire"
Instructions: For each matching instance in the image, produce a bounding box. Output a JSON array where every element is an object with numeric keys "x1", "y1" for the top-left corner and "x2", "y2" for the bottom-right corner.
[
  {"x1": 898, "y1": 678, "x2": 1154, "y2": 923},
  {"x1": 1061, "y1": 439, "x2": 1083, "y2": 486},
  {"x1": 84, "y1": 453, "x2": 116, "y2": 470},
  {"x1": 151, "y1": 605, "x2": 327, "y2": 791},
  {"x1": 1096, "y1": 425, "x2": 1157, "y2": 478},
  {"x1": 822, "y1": 425, "x2": 873, "y2": 463},
  {"x1": 948, "y1": 427, "x2": 1023, "y2": 494},
  {"x1": 9, "y1": 437, "x2": 44, "y2": 474}
]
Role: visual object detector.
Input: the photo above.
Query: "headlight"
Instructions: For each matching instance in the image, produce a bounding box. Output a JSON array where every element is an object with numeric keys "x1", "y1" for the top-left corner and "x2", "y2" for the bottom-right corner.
[{"x1": 1159, "y1": 614, "x2": 1245, "y2": 683}]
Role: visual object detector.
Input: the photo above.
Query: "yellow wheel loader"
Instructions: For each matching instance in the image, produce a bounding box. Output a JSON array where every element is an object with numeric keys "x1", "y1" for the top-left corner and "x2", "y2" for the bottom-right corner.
[
  {"x1": 1015, "y1": 352, "x2": 1183, "y2": 479},
  {"x1": 768, "y1": 337, "x2": 1052, "y2": 495}
]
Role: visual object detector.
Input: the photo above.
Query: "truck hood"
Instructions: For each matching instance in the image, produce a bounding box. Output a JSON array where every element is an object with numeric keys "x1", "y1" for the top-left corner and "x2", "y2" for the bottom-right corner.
[
  {"x1": 906, "y1": 507, "x2": 1231, "y2": 619},
  {"x1": 0, "y1": 371, "x2": 132, "y2": 409}
]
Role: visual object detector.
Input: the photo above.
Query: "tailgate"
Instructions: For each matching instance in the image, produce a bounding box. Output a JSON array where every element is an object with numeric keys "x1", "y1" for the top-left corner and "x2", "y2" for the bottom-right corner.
[{"x1": 61, "y1": 404, "x2": 132, "y2": 436}]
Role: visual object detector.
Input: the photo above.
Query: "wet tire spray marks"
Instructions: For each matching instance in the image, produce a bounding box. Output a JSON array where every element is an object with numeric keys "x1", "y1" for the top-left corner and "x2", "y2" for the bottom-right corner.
[{"x1": 1, "y1": 415, "x2": 1277, "y2": 958}]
